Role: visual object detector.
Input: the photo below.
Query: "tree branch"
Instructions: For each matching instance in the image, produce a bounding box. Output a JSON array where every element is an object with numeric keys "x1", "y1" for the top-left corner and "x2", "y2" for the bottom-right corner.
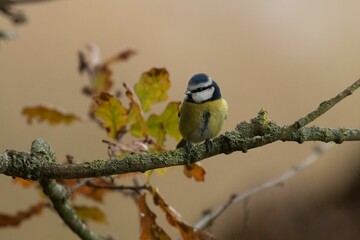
[
  {"x1": 31, "y1": 139, "x2": 103, "y2": 240},
  {"x1": 1, "y1": 78, "x2": 360, "y2": 180},
  {"x1": 0, "y1": 125, "x2": 359, "y2": 180},
  {"x1": 291, "y1": 78, "x2": 360, "y2": 129}
]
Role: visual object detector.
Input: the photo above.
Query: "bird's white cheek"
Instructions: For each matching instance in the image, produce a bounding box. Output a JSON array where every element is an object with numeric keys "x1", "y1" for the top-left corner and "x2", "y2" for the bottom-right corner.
[{"x1": 192, "y1": 88, "x2": 215, "y2": 103}]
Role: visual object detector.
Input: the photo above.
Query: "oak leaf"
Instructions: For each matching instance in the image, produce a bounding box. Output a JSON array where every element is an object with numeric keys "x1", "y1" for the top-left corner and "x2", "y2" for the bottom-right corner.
[
  {"x1": 152, "y1": 189, "x2": 216, "y2": 240},
  {"x1": 91, "y1": 66, "x2": 113, "y2": 94},
  {"x1": 12, "y1": 177, "x2": 35, "y2": 188},
  {"x1": 138, "y1": 194, "x2": 171, "y2": 240},
  {"x1": 147, "y1": 101, "x2": 181, "y2": 146},
  {"x1": 22, "y1": 106, "x2": 80, "y2": 125},
  {"x1": 79, "y1": 47, "x2": 136, "y2": 95},
  {"x1": 134, "y1": 68, "x2": 170, "y2": 112},
  {"x1": 92, "y1": 92, "x2": 128, "y2": 139},
  {"x1": 103, "y1": 49, "x2": 137, "y2": 65},
  {"x1": 183, "y1": 163, "x2": 206, "y2": 182},
  {"x1": 0, "y1": 202, "x2": 46, "y2": 228}
]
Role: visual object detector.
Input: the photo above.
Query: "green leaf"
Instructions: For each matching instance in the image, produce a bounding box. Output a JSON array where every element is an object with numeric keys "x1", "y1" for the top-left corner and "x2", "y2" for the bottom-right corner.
[
  {"x1": 147, "y1": 101, "x2": 182, "y2": 146},
  {"x1": 134, "y1": 68, "x2": 170, "y2": 112},
  {"x1": 162, "y1": 102, "x2": 182, "y2": 141},
  {"x1": 92, "y1": 92, "x2": 128, "y2": 139}
]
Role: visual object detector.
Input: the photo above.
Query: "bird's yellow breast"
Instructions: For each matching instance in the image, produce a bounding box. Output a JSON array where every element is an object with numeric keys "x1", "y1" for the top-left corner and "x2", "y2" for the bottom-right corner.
[{"x1": 178, "y1": 98, "x2": 228, "y2": 143}]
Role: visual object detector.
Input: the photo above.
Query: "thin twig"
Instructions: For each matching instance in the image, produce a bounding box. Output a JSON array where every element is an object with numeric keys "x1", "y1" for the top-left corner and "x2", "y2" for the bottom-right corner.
[
  {"x1": 194, "y1": 143, "x2": 333, "y2": 230},
  {"x1": 0, "y1": 30, "x2": 17, "y2": 40},
  {"x1": 86, "y1": 180, "x2": 148, "y2": 194},
  {"x1": 10, "y1": 0, "x2": 59, "y2": 4},
  {"x1": 292, "y1": 78, "x2": 360, "y2": 129},
  {"x1": 69, "y1": 178, "x2": 93, "y2": 193}
]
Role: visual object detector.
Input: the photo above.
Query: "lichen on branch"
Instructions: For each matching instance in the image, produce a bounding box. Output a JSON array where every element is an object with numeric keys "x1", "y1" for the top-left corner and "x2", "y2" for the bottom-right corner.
[{"x1": 1, "y1": 79, "x2": 360, "y2": 180}]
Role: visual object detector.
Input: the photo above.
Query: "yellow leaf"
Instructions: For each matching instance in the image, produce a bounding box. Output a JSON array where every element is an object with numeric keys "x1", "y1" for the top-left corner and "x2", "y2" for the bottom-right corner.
[
  {"x1": 134, "y1": 68, "x2": 170, "y2": 112},
  {"x1": 147, "y1": 101, "x2": 182, "y2": 146},
  {"x1": 22, "y1": 106, "x2": 81, "y2": 125},
  {"x1": 92, "y1": 92, "x2": 128, "y2": 139},
  {"x1": 123, "y1": 83, "x2": 149, "y2": 138},
  {"x1": 73, "y1": 206, "x2": 107, "y2": 224}
]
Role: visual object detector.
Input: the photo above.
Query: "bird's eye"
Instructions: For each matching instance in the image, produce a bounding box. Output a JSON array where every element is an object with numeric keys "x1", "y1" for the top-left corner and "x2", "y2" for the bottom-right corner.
[{"x1": 194, "y1": 85, "x2": 213, "y2": 93}]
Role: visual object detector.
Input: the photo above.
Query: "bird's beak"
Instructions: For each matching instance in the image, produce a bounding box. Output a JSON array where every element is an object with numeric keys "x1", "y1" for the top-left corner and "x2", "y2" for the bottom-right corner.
[{"x1": 185, "y1": 90, "x2": 191, "y2": 96}]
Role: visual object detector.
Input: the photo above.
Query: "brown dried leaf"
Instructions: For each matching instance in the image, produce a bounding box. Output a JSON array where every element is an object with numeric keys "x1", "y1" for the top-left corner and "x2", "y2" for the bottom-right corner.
[
  {"x1": 104, "y1": 49, "x2": 137, "y2": 66},
  {"x1": 183, "y1": 163, "x2": 206, "y2": 182},
  {"x1": 78, "y1": 51, "x2": 88, "y2": 73},
  {"x1": 12, "y1": 178, "x2": 36, "y2": 188},
  {"x1": 138, "y1": 194, "x2": 171, "y2": 240},
  {"x1": 80, "y1": 46, "x2": 136, "y2": 95},
  {"x1": 152, "y1": 189, "x2": 216, "y2": 240},
  {"x1": 59, "y1": 178, "x2": 110, "y2": 203},
  {"x1": 0, "y1": 202, "x2": 46, "y2": 228},
  {"x1": 22, "y1": 106, "x2": 81, "y2": 125}
]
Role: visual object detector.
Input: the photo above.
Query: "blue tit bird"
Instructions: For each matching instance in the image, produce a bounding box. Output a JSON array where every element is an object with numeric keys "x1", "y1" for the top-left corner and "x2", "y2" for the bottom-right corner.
[{"x1": 176, "y1": 73, "x2": 228, "y2": 152}]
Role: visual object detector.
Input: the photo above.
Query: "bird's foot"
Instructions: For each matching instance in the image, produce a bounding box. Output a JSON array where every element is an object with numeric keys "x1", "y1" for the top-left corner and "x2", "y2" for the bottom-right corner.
[
  {"x1": 185, "y1": 140, "x2": 193, "y2": 164},
  {"x1": 205, "y1": 139, "x2": 213, "y2": 152}
]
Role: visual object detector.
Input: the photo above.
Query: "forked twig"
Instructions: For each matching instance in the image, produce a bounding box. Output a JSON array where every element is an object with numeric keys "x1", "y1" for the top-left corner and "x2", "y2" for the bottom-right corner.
[{"x1": 194, "y1": 143, "x2": 333, "y2": 230}]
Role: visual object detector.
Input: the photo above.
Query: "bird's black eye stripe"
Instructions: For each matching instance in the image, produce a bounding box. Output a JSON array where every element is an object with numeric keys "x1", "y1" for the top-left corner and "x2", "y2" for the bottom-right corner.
[{"x1": 192, "y1": 85, "x2": 213, "y2": 93}]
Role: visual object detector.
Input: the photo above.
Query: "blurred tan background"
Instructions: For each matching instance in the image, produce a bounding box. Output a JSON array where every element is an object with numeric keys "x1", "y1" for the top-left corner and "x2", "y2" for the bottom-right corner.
[{"x1": 1, "y1": 0, "x2": 360, "y2": 239}]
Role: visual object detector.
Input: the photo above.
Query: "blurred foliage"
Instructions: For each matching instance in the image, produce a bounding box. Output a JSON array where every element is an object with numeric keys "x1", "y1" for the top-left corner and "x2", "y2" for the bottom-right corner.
[
  {"x1": 0, "y1": 45, "x2": 210, "y2": 239},
  {"x1": 0, "y1": 202, "x2": 46, "y2": 228},
  {"x1": 22, "y1": 106, "x2": 81, "y2": 125},
  {"x1": 73, "y1": 206, "x2": 107, "y2": 224},
  {"x1": 183, "y1": 162, "x2": 206, "y2": 182},
  {"x1": 0, "y1": 0, "x2": 27, "y2": 41},
  {"x1": 138, "y1": 194, "x2": 171, "y2": 240}
]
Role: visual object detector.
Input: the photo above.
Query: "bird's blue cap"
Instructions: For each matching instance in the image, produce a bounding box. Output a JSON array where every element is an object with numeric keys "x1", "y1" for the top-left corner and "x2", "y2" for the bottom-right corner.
[{"x1": 188, "y1": 73, "x2": 210, "y2": 85}]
